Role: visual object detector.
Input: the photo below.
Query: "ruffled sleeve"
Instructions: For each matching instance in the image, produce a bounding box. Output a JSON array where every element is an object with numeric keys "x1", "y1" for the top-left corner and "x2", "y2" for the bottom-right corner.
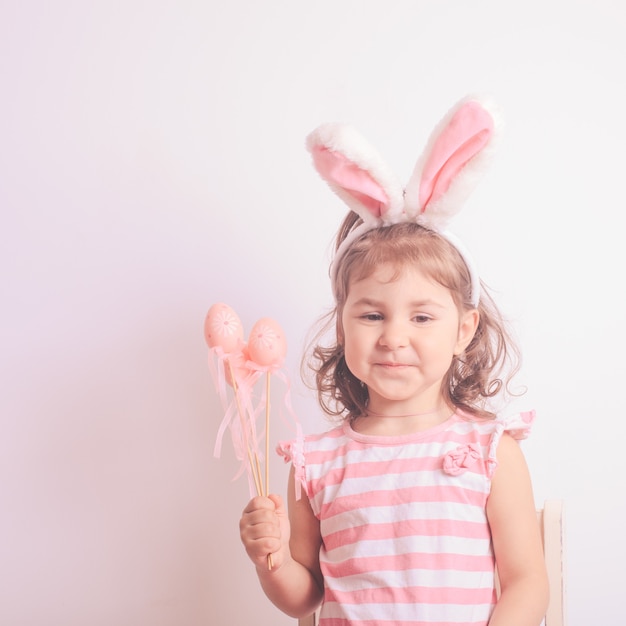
[
  {"x1": 276, "y1": 427, "x2": 306, "y2": 500},
  {"x1": 486, "y1": 410, "x2": 536, "y2": 478}
]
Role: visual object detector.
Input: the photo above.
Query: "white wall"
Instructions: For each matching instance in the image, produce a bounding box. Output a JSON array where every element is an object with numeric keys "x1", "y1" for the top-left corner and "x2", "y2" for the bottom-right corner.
[{"x1": 1, "y1": 1, "x2": 624, "y2": 624}]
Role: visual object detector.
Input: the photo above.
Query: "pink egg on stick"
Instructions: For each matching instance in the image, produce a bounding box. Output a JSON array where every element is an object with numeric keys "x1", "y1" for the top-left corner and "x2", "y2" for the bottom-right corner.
[
  {"x1": 204, "y1": 302, "x2": 244, "y2": 354},
  {"x1": 247, "y1": 317, "x2": 288, "y2": 368},
  {"x1": 205, "y1": 303, "x2": 263, "y2": 498},
  {"x1": 205, "y1": 310, "x2": 290, "y2": 572},
  {"x1": 205, "y1": 303, "x2": 250, "y2": 388}
]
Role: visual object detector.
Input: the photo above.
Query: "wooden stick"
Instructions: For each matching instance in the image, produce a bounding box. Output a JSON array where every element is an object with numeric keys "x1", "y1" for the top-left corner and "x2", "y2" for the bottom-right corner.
[
  {"x1": 265, "y1": 372, "x2": 274, "y2": 570},
  {"x1": 265, "y1": 372, "x2": 271, "y2": 497},
  {"x1": 255, "y1": 453, "x2": 264, "y2": 497}
]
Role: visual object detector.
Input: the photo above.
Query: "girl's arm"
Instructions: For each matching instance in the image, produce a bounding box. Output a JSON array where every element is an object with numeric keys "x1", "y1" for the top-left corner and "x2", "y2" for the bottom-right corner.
[
  {"x1": 486, "y1": 433, "x2": 550, "y2": 626},
  {"x1": 239, "y1": 466, "x2": 323, "y2": 618}
]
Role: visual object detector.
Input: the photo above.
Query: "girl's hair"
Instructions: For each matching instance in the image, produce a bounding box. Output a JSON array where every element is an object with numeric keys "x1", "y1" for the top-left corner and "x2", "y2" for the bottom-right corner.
[{"x1": 303, "y1": 212, "x2": 521, "y2": 422}]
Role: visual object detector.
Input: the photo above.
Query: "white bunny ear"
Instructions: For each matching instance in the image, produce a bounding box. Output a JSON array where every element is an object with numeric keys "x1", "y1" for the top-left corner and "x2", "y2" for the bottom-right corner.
[
  {"x1": 404, "y1": 97, "x2": 500, "y2": 229},
  {"x1": 306, "y1": 123, "x2": 405, "y2": 225}
]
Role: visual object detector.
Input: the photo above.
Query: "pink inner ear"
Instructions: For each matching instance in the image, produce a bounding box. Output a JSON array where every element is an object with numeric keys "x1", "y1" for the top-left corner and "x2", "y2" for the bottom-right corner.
[
  {"x1": 419, "y1": 101, "x2": 494, "y2": 210},
  {"x1": 312, "y1": 146, "x2": 389, "y2": 217}
]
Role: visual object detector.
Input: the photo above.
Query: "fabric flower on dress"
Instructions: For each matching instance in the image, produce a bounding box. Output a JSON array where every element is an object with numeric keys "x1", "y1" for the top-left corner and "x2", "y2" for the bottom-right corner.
[{"x1": 442, "y1": 442, "x2": 483, "y2": 476}]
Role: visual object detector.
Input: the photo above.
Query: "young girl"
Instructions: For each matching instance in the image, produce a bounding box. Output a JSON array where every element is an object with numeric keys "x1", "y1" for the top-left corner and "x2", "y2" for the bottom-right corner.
[{"x1": 239, "y1": 99, "x2": 549, "y2": 625}]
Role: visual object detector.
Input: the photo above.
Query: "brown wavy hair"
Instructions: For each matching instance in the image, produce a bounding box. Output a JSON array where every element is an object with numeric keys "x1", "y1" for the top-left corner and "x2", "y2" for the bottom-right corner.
[{"x1": 303, "y1": 213, "x2": 522, "y2": 422}]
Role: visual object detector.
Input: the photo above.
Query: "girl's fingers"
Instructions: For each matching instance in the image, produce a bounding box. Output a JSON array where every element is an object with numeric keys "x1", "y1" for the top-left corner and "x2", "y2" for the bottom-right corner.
[{"x1": 240, "y1": 496, "x2": 284, "y2": 562}]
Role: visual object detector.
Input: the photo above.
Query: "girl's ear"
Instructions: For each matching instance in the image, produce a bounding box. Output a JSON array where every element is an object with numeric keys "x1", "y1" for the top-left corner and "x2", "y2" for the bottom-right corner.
[
  {"x1": 306, "y1": 123, "x2": 405, "y2": 225},
  {"x1": 454, "y1": 308, "x2": 480, "y2": 355}
]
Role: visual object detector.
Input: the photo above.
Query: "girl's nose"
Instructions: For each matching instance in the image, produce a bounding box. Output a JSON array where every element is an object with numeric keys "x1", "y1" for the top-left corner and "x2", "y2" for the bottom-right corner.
[{"x1": 378, "y1": 320, "x2": 409, "y2": 350}]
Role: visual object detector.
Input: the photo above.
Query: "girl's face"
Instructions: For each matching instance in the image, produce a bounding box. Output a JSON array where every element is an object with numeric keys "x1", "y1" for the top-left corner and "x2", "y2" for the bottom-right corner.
[{"x1": 340, "y1": 263, "x2": 478, "y2": 417}]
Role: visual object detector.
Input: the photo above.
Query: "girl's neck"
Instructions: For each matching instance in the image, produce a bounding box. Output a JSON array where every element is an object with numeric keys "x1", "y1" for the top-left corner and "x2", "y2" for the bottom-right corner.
[
  {"x1": 365, "y1": 406, "x2": 443, "y2": 419},
  {"x1": 351, "y1": 404, "x2": 455, "y2": 436}
]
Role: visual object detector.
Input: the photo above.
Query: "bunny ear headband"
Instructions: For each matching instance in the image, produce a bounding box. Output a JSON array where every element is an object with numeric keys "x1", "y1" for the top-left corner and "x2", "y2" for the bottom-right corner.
[{"x1": 306, "y1": 96, "x2": 500, "y2": 307}]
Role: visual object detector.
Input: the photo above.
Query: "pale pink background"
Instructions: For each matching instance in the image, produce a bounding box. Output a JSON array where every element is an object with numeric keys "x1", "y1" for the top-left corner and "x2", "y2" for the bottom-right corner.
[{"x1": 1, "y1": 2, "x2": 624, "y2": 625}]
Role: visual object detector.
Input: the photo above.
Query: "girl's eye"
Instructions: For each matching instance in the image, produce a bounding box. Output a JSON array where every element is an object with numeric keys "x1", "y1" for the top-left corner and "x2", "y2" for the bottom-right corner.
[
  {"x1": 413, "y1": 315, "x2": 431, "y2": 323},
  {"x1": 362, "y1": 313, "x2": 383, "y2": 321}
]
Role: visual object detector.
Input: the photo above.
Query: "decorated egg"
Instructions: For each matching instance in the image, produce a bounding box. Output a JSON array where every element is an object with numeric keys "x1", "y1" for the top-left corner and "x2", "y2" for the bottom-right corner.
[
  {"x1": 247, "y1": 317, "x2": 287, "y2": 367},
  {"x1": 204, "y1": 302, "x2": 244, "y2": 354}
]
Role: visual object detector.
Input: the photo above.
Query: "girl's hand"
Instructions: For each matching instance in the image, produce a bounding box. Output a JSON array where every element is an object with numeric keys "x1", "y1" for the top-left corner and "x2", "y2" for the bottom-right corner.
[{"x1": 240, "y1": 494, "x2": 291, "y2": 571}]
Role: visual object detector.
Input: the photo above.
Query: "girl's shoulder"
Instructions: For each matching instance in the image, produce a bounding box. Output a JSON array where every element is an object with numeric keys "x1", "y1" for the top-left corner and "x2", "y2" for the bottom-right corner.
[
  {"x1": 276, "y1": 422, "x2": 347, "y2": 501},
  {"x1": 276, "y1": 422, "x2": 345, "y2": 464},
  {"x1": 456, "y1": 408, "x2": 535, "y2": 440}
]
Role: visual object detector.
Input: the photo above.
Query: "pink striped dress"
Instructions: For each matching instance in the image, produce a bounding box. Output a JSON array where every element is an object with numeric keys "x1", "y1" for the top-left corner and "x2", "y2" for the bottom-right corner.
[{"x1": 278, "y1": 410, "x2": 535, "y2": 626}]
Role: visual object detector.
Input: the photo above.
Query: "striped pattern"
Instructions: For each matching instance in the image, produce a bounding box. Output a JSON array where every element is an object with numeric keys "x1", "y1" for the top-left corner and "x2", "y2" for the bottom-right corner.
[{"x1": 283, "y1": 411, "x2": 533, "y2": 626}]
